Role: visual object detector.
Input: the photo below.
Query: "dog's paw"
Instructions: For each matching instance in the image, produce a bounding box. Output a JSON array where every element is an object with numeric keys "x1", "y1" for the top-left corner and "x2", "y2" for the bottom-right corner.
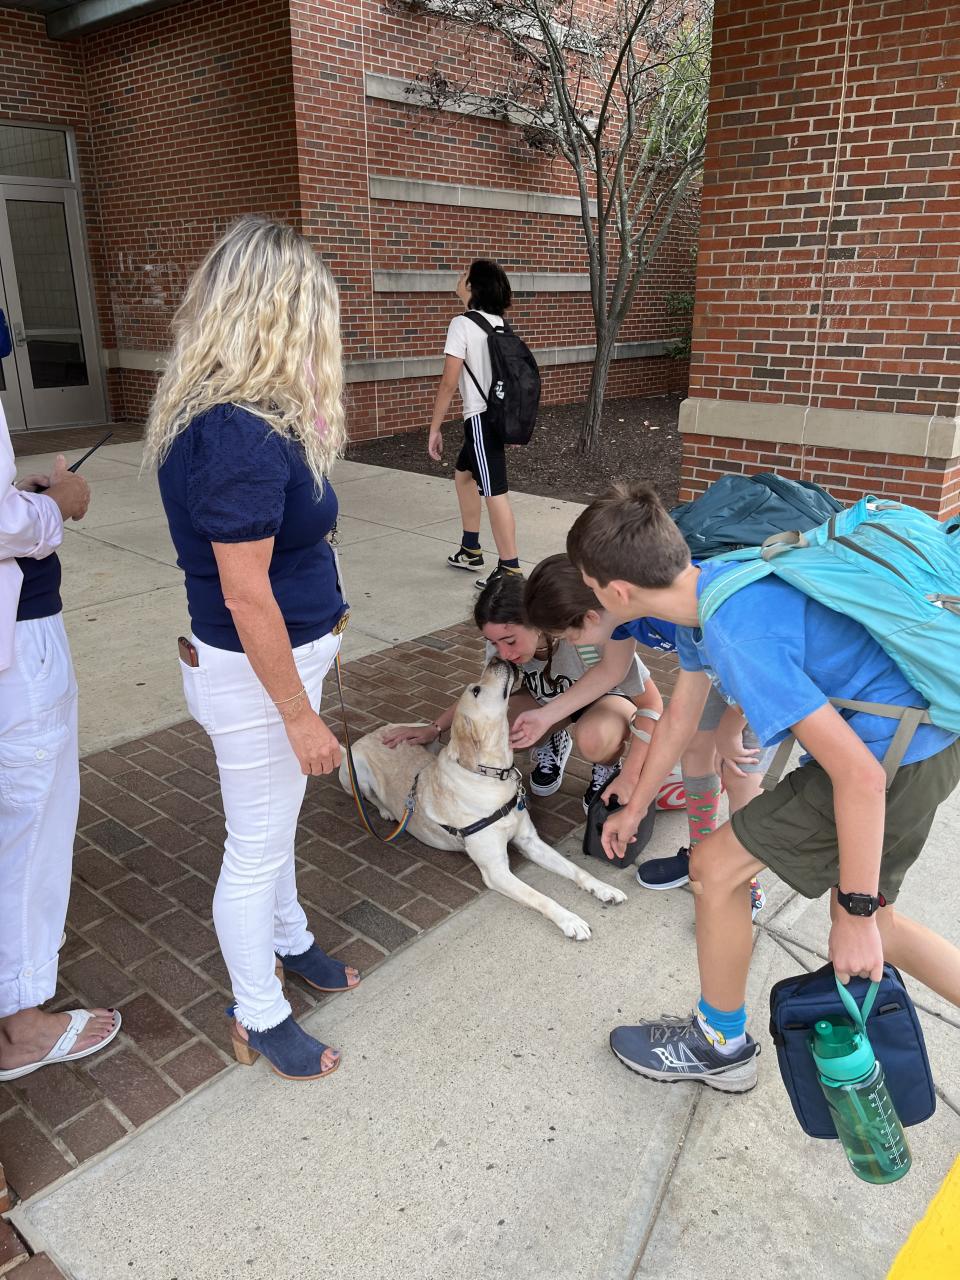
[
  {"x1": 558, "y1": 912, "x2": 592, "y2": 941},
  {"x1": 591, "y1": 881, "x2": 627, "y2": 905}
]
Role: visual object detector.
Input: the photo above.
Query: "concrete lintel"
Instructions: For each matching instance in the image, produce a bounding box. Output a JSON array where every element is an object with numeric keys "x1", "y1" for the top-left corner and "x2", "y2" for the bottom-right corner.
[
  {"x1": 679, "y1": 397, "x2": 960, "y2": 460},
  {"x1": 364, "y1": 72, "x2": 534, "y2": 128},
  {"x1": 106, "y1": 341, "x2": 672, "y2": 386},
  {"x1": 103, "y1": 348, "x2": 167, "y2": 373},
  {"x1": 369, "y1": 173, "x2": 595, "y2": 219},
  {"x1": 373, "y1": 270, "x2": 591, "y2": 294}
]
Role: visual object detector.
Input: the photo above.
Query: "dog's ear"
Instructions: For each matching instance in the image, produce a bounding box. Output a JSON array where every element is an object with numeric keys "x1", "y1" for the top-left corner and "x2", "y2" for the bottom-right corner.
[{"x1": 448, "y1": 708, "x2": 482, "y2": 773}]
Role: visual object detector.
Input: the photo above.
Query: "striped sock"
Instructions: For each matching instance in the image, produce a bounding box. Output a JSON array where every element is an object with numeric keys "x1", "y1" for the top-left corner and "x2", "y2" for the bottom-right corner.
[{"x1": 683, "y1": 772, "x2": 721, "y2": 849}]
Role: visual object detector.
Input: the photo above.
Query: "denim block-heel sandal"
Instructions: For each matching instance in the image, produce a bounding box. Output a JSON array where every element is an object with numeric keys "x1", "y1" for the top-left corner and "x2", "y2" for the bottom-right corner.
[
  {"x1": 276, "y1": 943, "x2": 360, "y2": 993},
  {"x1": 227, "y1": 1006, "x2": 340, "y2": 1081}
]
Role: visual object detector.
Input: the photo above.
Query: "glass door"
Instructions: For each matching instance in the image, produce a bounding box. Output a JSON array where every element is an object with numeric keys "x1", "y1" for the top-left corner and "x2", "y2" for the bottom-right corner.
[
  {"x1": 0, "y1": 183, "x2": 105, "y2": 429},
  {"x1": 0, "y1": 253, "x2": 25, "y2": 431}
]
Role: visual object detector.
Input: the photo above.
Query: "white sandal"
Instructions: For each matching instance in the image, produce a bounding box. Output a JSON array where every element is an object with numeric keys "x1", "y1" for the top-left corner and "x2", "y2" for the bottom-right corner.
[{"x1": 0, "y1": 1009, "x2": 122, "y2": 1082}]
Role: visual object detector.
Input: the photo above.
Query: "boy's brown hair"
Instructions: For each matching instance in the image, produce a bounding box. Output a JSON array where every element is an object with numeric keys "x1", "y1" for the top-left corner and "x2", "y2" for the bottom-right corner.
[
  {"x1": 524, "y1": 554, "x2": 603, "y2": 635},
  {"x1": 566, "y1": 481, "x2": 690, "y2": 589}
]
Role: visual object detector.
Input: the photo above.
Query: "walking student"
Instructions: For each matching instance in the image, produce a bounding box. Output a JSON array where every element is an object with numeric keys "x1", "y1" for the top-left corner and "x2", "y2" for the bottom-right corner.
[
  {"x1": 566, "y1": 481, "x2": 960, "y2": 1094},
  {"x1": 428, "y1": 260, "x2": 523, "y2": 591},
  {"x1": 147, "y1": 216, "x2": 360, "y2": 1082}
]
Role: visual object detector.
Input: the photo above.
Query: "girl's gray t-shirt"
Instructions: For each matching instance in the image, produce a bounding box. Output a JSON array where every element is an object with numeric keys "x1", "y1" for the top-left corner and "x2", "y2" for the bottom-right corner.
[{"x1": 485, "y1": 638, "x2": 649, "y2": 707}]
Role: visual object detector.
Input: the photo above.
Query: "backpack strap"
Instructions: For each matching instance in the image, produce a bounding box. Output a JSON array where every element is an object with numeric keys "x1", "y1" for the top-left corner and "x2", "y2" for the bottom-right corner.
[
  {"x1": 462, "y1": 361, "x2": 489, "y2": 406},
  {"x1": 460, "y1": 311, "x2": 505, "y2": 408},
  {"x1": 759, "y1": 700, "x2": 933, "y2": 793}
]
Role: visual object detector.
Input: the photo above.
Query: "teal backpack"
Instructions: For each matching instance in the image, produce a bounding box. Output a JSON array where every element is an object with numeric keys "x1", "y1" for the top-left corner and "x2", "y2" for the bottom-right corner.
[{"x1": 698, "y1": 496, "x2": 960, "y2": 787}]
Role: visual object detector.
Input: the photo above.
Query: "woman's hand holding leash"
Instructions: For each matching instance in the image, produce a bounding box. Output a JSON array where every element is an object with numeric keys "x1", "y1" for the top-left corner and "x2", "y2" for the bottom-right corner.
[{"x1": 284, "y1": 706, "x2": 342, "y2": 776}]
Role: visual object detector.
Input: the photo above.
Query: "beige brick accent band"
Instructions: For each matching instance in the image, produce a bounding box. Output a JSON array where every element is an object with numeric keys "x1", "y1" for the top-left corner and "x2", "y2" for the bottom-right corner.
[{"x1": 679, "y1": 397, "x2": 960, "y2": 460}]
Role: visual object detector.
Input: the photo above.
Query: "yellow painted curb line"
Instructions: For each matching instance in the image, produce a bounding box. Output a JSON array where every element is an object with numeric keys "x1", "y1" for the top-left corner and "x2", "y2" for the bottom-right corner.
[{"x1": 888, "y1": 1156, "x2": 960, "y2": 1278}]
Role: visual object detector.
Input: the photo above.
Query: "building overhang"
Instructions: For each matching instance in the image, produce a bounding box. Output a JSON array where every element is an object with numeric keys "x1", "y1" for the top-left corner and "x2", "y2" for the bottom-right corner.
[{"x1": 2, "y1": 0, "x2": 191, "y2": 40}]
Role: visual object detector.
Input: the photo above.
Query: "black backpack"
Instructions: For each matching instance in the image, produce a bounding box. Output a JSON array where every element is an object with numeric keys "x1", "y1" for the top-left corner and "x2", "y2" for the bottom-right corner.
[
  {"x1": 669, "y1": 471, "x2": 843, "y2": 559},
  {"x1": 462, "y1": 311, "x2": 541, "y2": 445}
]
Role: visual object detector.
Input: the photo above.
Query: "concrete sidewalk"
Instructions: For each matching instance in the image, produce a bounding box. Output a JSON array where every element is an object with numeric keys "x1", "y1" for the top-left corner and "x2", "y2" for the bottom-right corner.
[{"x1": 5, "y1": 439, "x2": 960, "y2": 1279}]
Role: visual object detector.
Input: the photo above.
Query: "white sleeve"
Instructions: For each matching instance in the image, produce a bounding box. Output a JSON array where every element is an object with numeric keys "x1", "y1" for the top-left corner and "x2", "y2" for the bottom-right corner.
[
  {"x1": 0, "y1": 407, "x2": 63, "y2": 560},
  {"x1": 443, "y1": 315, "x2": 469, "y2": 360}
]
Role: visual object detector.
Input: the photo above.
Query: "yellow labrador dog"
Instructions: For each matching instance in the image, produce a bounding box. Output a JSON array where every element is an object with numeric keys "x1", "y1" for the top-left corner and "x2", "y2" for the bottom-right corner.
[{"x1": 338, "y1": 658, "x2": 627, "y2": 939}]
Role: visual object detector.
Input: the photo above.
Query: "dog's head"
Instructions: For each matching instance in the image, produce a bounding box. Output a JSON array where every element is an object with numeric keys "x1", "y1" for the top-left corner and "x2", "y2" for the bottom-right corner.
[{"x1": 447, "y1": 658, "x2": 515, "y2": 774}]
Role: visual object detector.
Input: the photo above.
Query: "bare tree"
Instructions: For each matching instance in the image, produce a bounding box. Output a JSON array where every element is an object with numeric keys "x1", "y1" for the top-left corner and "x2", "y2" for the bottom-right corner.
[{"x1": 389, "y1": 0, "x2": 711, "y2": 452}]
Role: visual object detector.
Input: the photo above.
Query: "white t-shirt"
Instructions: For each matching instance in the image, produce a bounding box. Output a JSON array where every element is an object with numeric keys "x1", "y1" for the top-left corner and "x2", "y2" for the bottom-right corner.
[{"x1": 444, "y1": 310, "x2": 505, "y2": 421}]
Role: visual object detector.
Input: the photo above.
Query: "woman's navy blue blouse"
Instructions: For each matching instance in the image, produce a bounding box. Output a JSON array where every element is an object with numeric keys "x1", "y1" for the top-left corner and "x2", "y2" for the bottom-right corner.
[{"x1": 158, "y1": 404, "x2": 345, "y2": 652}]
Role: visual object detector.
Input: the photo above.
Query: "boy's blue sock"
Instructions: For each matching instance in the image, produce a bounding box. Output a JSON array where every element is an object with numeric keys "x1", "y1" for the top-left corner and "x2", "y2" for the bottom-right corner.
[
  {"x1": 697, "y1": 996, "x2": 747, "y2": 1055},
  {"x1": 461, "y1": 530, "x2": 481, "y2": 551},
  {"x1": 499, "y1": 556, "x2": 520, "y2": 571}
]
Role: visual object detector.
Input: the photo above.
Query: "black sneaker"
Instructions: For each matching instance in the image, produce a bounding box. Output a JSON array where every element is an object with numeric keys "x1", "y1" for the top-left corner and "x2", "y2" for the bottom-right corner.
[
  {"x1": 529, "y1": 729, "x2": 573, "y2": 796},
  {"x1": 475, "y1": 564, "x2": 524, "y2": 591},
  {"x1": 635, "y1": 846, "x2": 690, "y2": 890},
  {"x1": 610, "y1": 1013, "x2": 759, "y2": 1093},
  {"x1": 582, "y1": 761, "x2": 620, "y2": 814},
  {"x1": 448, "y1": 546, "x2": 484, "y2": 572}
]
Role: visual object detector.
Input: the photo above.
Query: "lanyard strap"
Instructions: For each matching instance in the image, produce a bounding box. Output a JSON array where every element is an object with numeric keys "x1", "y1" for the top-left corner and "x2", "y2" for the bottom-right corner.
[{"x1": 834, "y1": 974, "x2": 880, "y2": 1033}]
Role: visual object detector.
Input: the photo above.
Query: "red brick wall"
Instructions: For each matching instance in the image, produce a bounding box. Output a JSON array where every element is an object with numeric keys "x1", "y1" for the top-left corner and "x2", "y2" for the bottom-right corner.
[
  {"x1": 682, "y1": 0, "x2": 960, "y2": 515},
  {"x1": 681, "y1": 433, "x2": 960, "y2": 515},
  {"x1": 350, "y1": 355, "x2": 689, "y2": 443},
  {"x1": 81, "y1": 0, "x2": 302, "y2": 356},
  {"x1": 3, "y1": 0, "x2": 697, "y2": 437},
  {"x1": 690, "y1": 0, "x2": 960, "y2": 417}
]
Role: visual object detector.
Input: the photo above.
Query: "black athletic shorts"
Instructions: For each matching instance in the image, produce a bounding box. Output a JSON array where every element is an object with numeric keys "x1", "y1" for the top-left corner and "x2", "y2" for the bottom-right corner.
[{"x1": 455, "y1": 412, "x2": 508, "y2": 497}]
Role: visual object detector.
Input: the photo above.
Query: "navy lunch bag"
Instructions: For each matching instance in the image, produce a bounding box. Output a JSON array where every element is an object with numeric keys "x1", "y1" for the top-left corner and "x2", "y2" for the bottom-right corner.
[{"x1": 768, "y1": 962, "x2": 935, "y2": 1139}]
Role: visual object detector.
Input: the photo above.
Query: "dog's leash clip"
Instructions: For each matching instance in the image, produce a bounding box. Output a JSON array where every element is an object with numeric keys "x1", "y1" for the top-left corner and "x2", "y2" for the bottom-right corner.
[{"x1": 515, "y1": 771, "x2": 527, "y2": 812}]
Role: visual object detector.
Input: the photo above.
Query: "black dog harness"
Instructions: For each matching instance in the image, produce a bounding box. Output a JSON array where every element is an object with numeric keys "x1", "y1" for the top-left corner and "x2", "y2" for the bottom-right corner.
[{"x1": 405, "y1": 767, "x2": 527, "y2": 840}]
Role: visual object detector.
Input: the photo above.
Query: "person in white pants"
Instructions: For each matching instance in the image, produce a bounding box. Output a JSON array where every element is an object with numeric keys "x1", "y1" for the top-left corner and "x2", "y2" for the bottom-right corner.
[
  {"x1": 0, "y1": 404, "x2": 121, "y2": 1082},
  {"x1": 146, "y1": 217, "x2": 360, "y2": 1082}
]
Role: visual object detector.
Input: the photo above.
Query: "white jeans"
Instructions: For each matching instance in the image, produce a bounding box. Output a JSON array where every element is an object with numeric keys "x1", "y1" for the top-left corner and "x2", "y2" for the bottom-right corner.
[
  {"x1": 180, "y1": 631, "x2": 341, "y2": 1031},
  {"x1": 0, "y1": 615, "x2": 79, "y2": 1018}
]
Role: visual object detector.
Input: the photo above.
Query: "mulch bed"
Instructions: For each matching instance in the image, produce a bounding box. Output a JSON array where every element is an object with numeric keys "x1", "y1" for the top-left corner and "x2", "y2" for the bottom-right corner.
[{"x1": 347, "y1": 393, "x2": 684, "y2": 507}]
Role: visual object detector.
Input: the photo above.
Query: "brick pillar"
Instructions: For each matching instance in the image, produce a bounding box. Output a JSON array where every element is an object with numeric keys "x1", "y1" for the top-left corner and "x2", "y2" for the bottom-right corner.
[{"x1": 681, "y1": 0, "x2": 960, "y2": 517}]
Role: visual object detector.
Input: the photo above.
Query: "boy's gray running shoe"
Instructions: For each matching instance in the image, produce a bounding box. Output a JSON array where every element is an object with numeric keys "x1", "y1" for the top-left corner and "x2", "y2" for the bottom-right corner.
[{"x1": 610, "y1": 1013, "x2": 759, "y2": 1093}]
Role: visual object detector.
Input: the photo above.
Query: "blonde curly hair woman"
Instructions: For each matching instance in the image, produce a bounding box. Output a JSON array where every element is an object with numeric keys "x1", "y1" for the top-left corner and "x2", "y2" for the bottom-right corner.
[{"x1": 147, "y1": 217, "x2": 359, "y2": 1082}]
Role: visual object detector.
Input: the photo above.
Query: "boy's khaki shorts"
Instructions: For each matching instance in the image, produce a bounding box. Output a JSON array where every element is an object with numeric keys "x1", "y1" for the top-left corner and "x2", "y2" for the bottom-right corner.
[{"x1": 730, "y1": 737, "x2": 960, "y2": 902}]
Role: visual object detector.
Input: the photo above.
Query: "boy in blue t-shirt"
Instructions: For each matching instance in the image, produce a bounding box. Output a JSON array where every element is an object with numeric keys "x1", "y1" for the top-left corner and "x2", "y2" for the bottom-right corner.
[{"x1": 566, "y1": 481, "x2": 960, "y2": 1093}]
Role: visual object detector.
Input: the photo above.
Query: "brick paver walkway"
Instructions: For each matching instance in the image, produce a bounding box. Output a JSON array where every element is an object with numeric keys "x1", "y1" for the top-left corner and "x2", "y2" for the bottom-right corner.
[
  {"x1": 9, "y1": 424, "x2": 142, "y2": 458},
  {"x1": 1, "y1": 623, "x2": 680, "y2": 1206}
]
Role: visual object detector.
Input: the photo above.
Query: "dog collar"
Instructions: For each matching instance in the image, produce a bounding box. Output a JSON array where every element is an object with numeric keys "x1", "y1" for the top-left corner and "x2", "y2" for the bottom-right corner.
[{"x1": 474, "y1": 762, "x2": 519, "y2": 782}]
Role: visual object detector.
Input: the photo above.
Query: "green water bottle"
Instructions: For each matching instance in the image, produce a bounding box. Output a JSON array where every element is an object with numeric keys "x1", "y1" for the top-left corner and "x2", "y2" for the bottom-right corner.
[{"x1": 810, "y1": 979, "x2": 911, "y2": 1185}]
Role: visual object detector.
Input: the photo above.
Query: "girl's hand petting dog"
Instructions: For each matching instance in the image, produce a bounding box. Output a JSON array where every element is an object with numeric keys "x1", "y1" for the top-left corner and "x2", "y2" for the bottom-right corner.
[{"x1": 509, "y1": 706, "x2": 554, "y2": 750}]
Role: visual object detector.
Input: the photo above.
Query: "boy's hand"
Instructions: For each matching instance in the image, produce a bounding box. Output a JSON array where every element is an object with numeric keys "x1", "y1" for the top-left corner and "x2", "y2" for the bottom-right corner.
[
  {"x1": 602, "y1": 771, "x2": 636, "y2": 806},
  {"x1": 829, "y1": 914, "x2": 885, "y2": 984},
  {"x1": 510, "y1": 706, "x2": 553, "y2": 750},
  {"x1": 601, "y1": 807, "x2": 639, "y2": 860},
  {"x1": 428, "y1": 428, "x2": 443, "y2": 462}
]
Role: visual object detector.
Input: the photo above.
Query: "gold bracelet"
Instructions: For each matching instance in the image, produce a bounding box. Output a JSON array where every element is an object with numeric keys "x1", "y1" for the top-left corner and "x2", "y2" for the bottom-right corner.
[
  {"x1": 275, "y1": 690, "x2": 309, "y2": 720},
  {"x1": 273, "y1": 685, "x2": 306, "y2": 706}
]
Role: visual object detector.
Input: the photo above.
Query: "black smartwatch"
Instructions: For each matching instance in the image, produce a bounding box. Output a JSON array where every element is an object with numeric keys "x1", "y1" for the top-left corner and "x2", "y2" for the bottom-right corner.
[{"x1": 837, "y1": 888, "x2": 887, "y2": 917}]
